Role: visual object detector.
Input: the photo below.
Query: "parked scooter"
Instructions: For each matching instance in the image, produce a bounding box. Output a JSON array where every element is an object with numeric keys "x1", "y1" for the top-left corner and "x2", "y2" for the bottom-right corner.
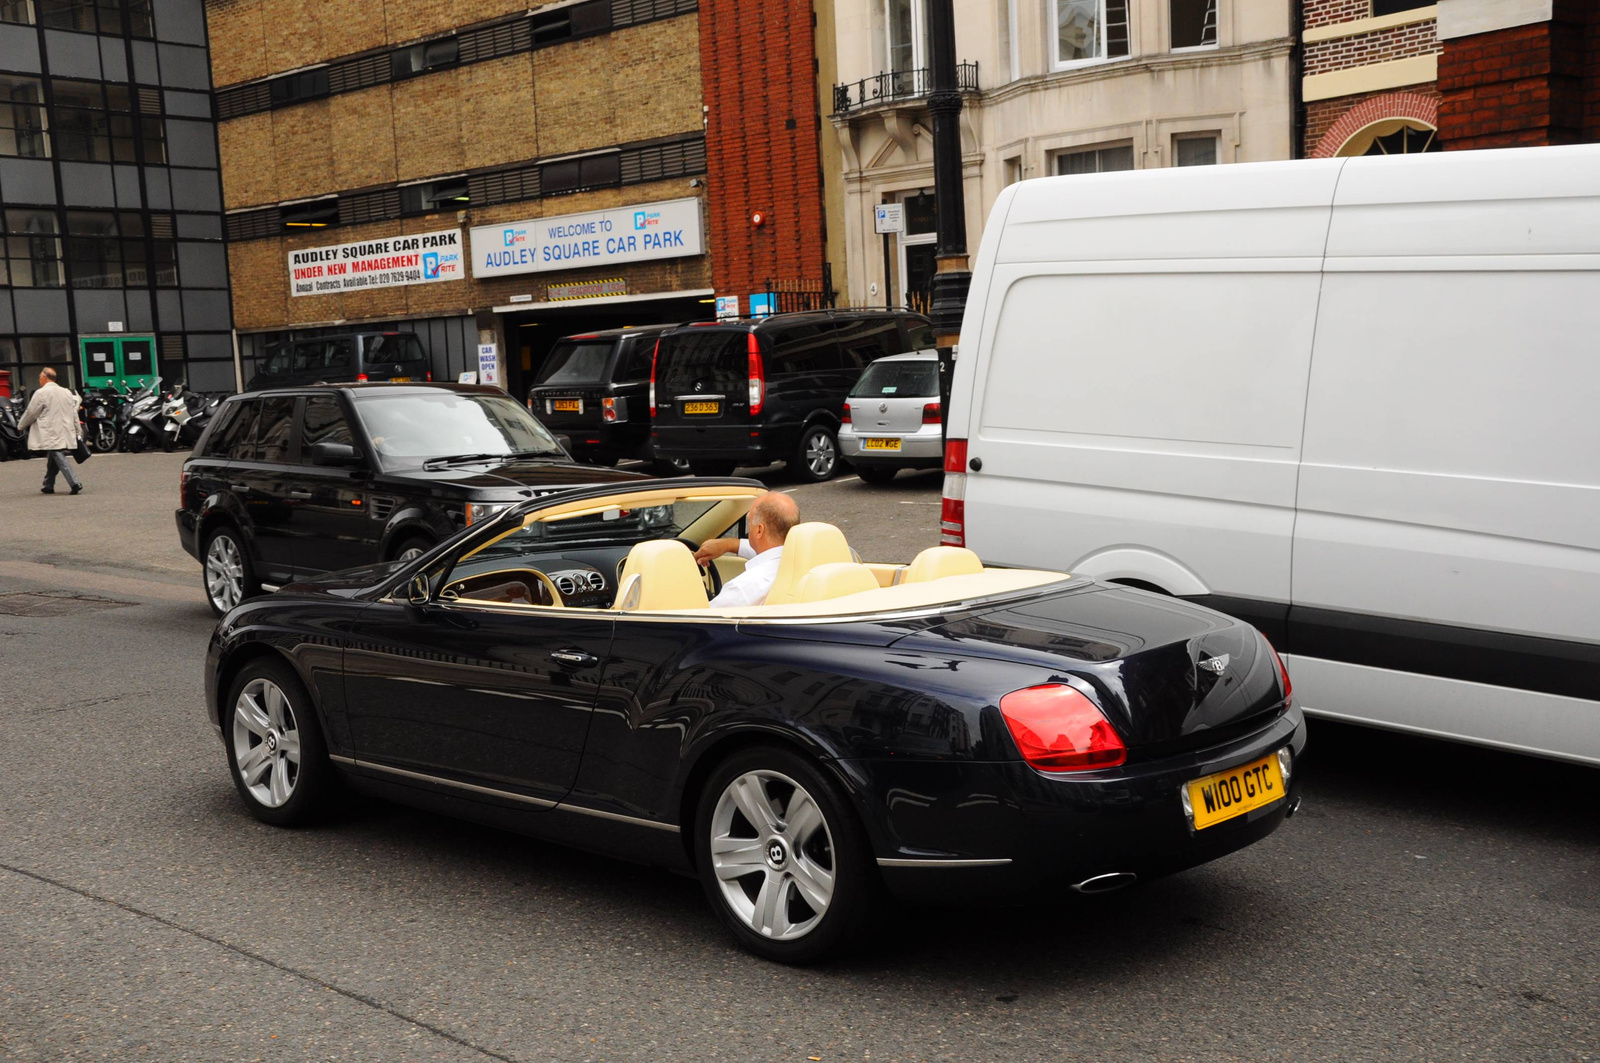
[
  {"x1": 175, "y1": 388, "x2": 223, "y2": 449},
  {"x1": 80, "y1": 387, "x2": 122, "y2": 453},
  {"x1": 0, "y1": 389, "x2": 30, "y2": 461},
  {"x1": 117, "y1": 379, "x2": 165, "y2": 453}
]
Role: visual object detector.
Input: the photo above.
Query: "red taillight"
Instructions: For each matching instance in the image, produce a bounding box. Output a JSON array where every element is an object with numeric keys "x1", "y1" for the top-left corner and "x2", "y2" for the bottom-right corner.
[
  {"x1": 1264, "y1": 637, "x2": 1293, "y2": 703},
  {"x1": 602, "y1": 396, "x2": 617, "y2": 422},
  {"x1": 357, "y1": 373, "x2": 368, "y2": 382},
  {"x1": 1000, "y1": 684, "x2": 1127, "y2": 772},
  {"x1": 425, "y1": 370, "x2": 432, "y2": 382},
  {"x1": 840, "y1": 403, "x2": 851, "y2": 424},
  {"x1": 179, "y1": 467, "x2": 187, "y2": 508},
  {"x1": 940, "y1": 438, "x2": 967, "y2": 546},
  {"x1": 747, "y1": 333, "x2": 765, "y2": 415},
  {"x1": 649, "y1": 339, "x2": 660, "y2": 417},
  {"x1": 923, "y1": 402, "x2": 941, "y2": 424}
]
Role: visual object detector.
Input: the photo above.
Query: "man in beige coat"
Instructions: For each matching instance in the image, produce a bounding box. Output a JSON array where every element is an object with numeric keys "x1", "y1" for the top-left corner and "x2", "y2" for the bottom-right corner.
[{"x1": 17, "y1": 368, "x2": 84, "y2": 495}]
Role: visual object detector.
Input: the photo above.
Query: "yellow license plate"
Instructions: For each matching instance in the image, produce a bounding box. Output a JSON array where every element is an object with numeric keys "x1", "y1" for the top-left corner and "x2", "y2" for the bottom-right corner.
[
  {"x1": 1185, "y1": 753, "x2": 1285, "y2": 830},
  {"x1": 683, "y1": 401, "x2": 720, "y2": 415},
  {"x1": 552, "y1": 399, "x2": 581, "y2": 412},
  {"x1": 862, "y1": 437, "x2": 902, "y2": 451},
  {"x1": 390, "y1": 376, "x2": 411, "y2": 383}
]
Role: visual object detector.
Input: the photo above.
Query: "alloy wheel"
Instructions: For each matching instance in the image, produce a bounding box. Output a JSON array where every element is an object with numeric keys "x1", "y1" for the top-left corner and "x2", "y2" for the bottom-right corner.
[
  {"x1": 397, "y1": 546, "x2": 427, "y2": 563},
  {"x1": 803, "y1": 430, "x2": 837, "y2": 479},
  {"x1": 206, "y1": 534, "x2": 245, "y2": 612},
  {"x1": 709, "y1": 770, "x2": 836, "y2": 941},
  {"x1": 231, "y1": 678, "x2": 301, "y2": 808}
]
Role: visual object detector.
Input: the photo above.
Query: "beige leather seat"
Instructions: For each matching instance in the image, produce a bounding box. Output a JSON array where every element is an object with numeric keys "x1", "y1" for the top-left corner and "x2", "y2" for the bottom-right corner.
[
  {"x1": 764, "y1": 522, "x2": 854, "y2": 606},
  {"x1": 795, "y1": 562, "x2": 880, "y2": 604},
  {"x1": 614, "y1": 540, "x2": 709, "y2": 611},
  {"x1": 904, "y1": 545, "x2": 984, "y2": 583}
]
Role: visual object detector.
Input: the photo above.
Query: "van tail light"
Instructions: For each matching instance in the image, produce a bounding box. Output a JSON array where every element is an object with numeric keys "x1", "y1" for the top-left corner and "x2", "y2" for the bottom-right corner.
[
  {"x1": 602, "y1": 396, "x2": 617, "y2": 423},
  {"x1": 923, "y1": 402, "x2": 941, "y2": 424},
  {"x1": 1000, "y1": 684, "x2": 1126, "y2": 772},
  {"x1": 747, "y1": 333, "x2": 765, "y2": 415},
  {"x1": 941, "y1": 438, "x2": 967, "y2": 546},
  {"x1": 840, "y1": 403, "x2": 851, "y2": 424},
  {"x1": 357, "y1": 373, "x2": 368, "y2": 382},
  {"x1": 425, "y1": 370, "x2": 433, "y2": 382},
  {"x1": 649, "y1": 339, "x2": 660, "y2": 417},
  {"x1": 1264, "y1": 637, "x2": 1293, "y2": 703}
]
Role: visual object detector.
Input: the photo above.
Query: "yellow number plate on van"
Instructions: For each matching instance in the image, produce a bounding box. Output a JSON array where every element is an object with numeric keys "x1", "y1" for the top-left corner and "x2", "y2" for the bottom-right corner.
[
  {"x1": 1185, "y1": 754, "x2": 1285, "y2": 830},
  {"x1": 390, "y1": 376, "x2": 411, "y2": 383},
  {"x1": 683, "y1": 401, "x2": 720, "y2": 415},
  {"x1": 552, "y1": 399, "x2": 581, "y2": 412},
  {"x1": 862, "y1": 437, "x2": 902, "y2": 451}
]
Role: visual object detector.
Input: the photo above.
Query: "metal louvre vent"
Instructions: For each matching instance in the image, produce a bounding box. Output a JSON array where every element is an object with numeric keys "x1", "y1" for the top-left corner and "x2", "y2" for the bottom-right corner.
[
  {"x1": 136, "y1": 87, "x2": 163, "y2": 115},
  {"x1": 469, "y1": 165, "x2": 541, "y2": 208},
  {"x1": 160, "y1": 334, "x2": 184, "y2": 360},
  {"x1": 225, "y1": 208, "x2": 281, "y2": 242},
  {"x1": 612, "y1": 0, "x2": 697, "y2": 27},
  {"x1": 620, "y1": 134, "x2": 706, "y2": 185},
  {"x1": 368, "y1": 495, "x2": 398, "y2": 520},
  {"x1": 459, "y1": 17, "x2": 532, "y2": 63},
  {"x1": 327, "y1": 52, "x2": 392, "y2": 94},
  {"x1": 148, "y1": 214, "x2": 175, "y2": 239},
  {"x1": 338, "y1": 187, "x2": 402, "y2": 226},
  {"x1": 215, "y1": 81, "x2": 271, "y2": 120}
]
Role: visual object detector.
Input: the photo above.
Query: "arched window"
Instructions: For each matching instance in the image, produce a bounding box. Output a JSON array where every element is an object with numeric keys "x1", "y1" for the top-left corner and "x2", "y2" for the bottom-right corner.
[{"x1": 1336, "y1": 118, "x2": 1440, "y2": 157}]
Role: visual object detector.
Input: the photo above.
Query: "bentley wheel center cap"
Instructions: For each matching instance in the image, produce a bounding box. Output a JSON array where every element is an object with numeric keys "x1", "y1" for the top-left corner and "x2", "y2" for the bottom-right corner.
[
  {"x1": 765, "y1": 838, "x2": 788, "y2": 869},
  {"x1": 265, "y1": 731, "x2": 279, "y2": 753}
]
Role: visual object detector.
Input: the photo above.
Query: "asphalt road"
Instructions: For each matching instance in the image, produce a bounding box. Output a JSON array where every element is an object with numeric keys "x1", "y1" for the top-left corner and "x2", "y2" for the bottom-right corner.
[{"x1": 1, "y1": 452, "x2": 1596, "y2": 1062}]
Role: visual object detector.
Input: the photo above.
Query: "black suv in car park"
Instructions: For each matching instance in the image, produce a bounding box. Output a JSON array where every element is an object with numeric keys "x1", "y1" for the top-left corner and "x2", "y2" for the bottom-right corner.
[
  {"x1": 526, "y1": 325, "x2": 682, "y2": 473},
  {"x1": 177, "y1": 383, "x2": 645, "y2": 615},
  {"x1": 245, "y1": 331, "x2": 432, "y2": 390},
  {"x1": 649, "y1": 310, "x2": 934, "y2": 482}
]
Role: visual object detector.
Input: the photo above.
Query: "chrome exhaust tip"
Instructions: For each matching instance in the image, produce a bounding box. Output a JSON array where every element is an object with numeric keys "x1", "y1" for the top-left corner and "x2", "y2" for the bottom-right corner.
[
  {"x1": 1285, "y1": 795, "x2": 1302, "y2": 819},
  {"x1": 1071, "y1": 871, "x2": 1138, "y2": 895}
]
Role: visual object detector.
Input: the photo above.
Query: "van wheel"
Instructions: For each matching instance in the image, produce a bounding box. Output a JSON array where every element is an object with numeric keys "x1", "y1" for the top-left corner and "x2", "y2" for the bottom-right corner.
[
  {"x1": 792, "y1": 425, "x2": 840, "y2": 483},
  {"x1": 690, "y1": 461, "x2": 738, "y2": 478},
  {"x1": 854, "y1": 465, "x2": 898, "y2": 485}
]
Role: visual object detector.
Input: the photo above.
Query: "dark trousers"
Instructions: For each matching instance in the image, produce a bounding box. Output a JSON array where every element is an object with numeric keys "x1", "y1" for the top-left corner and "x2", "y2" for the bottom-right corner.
[{"x1": 43, "y1": 449, "x2": 81, "y2": 491}]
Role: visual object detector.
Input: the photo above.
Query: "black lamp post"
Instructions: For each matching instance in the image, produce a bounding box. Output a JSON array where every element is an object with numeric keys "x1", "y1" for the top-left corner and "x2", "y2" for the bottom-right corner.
[{"x1": 925, "y1": 0, "x2": 970, "y2": 348}]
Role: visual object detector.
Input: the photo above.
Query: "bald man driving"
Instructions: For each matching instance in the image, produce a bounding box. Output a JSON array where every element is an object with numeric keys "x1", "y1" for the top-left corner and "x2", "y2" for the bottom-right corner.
[{"x1": 694, "y1": 491, "x2": 799, "y2": 608}]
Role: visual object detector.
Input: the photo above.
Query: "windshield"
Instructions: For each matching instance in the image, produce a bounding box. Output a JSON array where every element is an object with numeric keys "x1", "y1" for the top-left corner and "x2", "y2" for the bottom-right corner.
[
  {"x1": 850, "y1": 359, "x2": 938, "y2": 398},
  {"x1": 353, "y1": 391, "x2": 565, "y2": 467},
  {"x1": 476, "y1": 498, "x2": 726, "y2": 559},
  {"x1": 364, "y1": 333, "x2": 427, "y2": 364},
  {"x1": 535, "y1": 341, "x2": 614, "y2": 387}
]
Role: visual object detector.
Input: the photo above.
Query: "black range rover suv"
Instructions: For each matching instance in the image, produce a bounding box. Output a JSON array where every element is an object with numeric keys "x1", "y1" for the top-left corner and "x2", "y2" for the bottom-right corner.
[
  {"x1": 177, "y1": 383, "x2": 645, "y2": 615},
  {"x1": 526, "y1": 325, "x2": 683, "y2": 473},
  {"x1": 649, "y1": 310, "x2": 933, "y2": 482}
]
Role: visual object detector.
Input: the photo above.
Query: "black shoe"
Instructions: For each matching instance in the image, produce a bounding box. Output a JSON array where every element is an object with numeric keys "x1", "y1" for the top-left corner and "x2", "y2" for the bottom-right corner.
[
  {"x1": 70, "y1": 484, "x2": 83, "y2": 495},
  {"x1": 40, "y1": 487, "x2": 54, "y2": 494}
]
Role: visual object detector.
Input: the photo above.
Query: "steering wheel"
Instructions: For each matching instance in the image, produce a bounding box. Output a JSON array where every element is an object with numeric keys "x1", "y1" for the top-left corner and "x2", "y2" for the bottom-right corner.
[{"x1": 675, "y1": 537, "x2": 723, "y2": 597}]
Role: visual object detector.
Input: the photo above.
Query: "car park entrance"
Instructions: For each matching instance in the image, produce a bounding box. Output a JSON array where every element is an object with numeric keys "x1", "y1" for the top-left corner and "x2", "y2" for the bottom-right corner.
[{"x1": 498, "y1": 293, "x2": 713, "y2": 400}]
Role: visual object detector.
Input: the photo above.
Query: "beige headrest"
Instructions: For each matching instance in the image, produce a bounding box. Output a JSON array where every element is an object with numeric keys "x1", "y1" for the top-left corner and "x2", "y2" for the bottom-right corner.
[
  {"x1": 795, "y1": 562, "x2": 881, "y2": 604},
  {"x1": 764, "y1": 522, "x2": 855, "y2": 606},
  {"x1": 614, "y1": 539, "x2": 709, "y2": 612},
  {"x1": 904, "y1": 546, "x2": 984, "y2": 583}
]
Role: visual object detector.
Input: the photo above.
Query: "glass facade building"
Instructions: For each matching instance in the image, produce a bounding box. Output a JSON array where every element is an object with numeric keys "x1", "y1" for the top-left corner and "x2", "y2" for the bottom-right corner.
[{"x1": 0, "y1": 0, "x2": 232, "y2": 395}]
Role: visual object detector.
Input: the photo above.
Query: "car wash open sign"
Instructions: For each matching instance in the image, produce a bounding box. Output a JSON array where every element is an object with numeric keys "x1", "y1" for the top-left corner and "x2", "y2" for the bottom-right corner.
[
  {"x1": 470, "y1": 198, "x2": 703, "y2": 279},
  {"x1": 289, "y1": 229, "x2": 464, "y2": 297}
]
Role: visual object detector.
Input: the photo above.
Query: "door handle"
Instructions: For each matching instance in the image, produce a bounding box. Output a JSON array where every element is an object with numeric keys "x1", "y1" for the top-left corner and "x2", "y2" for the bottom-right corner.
[
  {"x1": 288, "y1": 489, "x2": 314, "y2": 500},
  {"x1": 549, "y1": 649, "x2": 599, "y2": 668}
]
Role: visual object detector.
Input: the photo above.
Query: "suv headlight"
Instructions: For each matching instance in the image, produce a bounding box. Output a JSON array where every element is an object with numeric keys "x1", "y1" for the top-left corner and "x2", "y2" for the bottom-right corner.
[{"x1": 466, "y1": 502, "x2": 512, "y2": 526}]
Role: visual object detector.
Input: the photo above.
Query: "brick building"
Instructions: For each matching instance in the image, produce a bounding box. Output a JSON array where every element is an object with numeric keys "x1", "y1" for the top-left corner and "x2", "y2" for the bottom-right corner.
[
  {"x1": 204, "y1": 0, "x2": 838, "y2": 397},
  {"x1": 1301, "y1": 0, "x2": 1599, "y2": 157},
  {"x1": 1, "y1": 0, "x2": 233, "y2": 395}
]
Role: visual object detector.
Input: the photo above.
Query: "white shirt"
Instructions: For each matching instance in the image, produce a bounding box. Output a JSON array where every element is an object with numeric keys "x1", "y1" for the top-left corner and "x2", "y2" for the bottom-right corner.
[{"x1": 710, "y1": 539, "x2": 784, "y2": 607}]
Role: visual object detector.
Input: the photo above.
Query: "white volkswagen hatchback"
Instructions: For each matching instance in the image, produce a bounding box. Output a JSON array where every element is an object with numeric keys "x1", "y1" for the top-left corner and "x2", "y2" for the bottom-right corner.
[{"x1": 838, "y1": 351, "x2": 944, "y2": 484}]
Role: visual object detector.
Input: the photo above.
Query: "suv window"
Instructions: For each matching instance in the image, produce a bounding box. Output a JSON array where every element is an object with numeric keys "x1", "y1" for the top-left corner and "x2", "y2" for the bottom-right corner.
[
  {"x1": 836, "y1": 317, "x2": 903, "y2": 370},
  {"x1": 904, "y1": 317, "x2": 936, "y2": 351},
  {"x1": 260, "y1": 345, "x2": 291, "y2": 376},
  {"x1": 292, "y1": 341, "x2": 326, "y2": 372},
  {"x1": 301, "y1": 395, "x2": 354, "y2": 453},
  {"x1": 619, "y1": 335, "x2": 658, "y2": 382},
  {"x1": 256, "y1": 396, "x2": 296, "y2": 463},
  {"x1": 326, "y1": 338, "x2": 353, "y2": 369},
  {"x1": 658, "y1": 331, "x2": 745, "y2": 395},
  {"x1": 767, "y1": 323, "x2": 843, "y2": 375},
  {"x1": 536, "y1": 340, "x2": 614, "y2": 387},
  {"x1": 222, "y1": 399, "x2": 260, "y2": 460},
  {"x1": 364, "y1": 333, "x2": 427, "y2": 364},
  {"x1": 199, "y1": 401, "x2": 241, "y2": 457}
]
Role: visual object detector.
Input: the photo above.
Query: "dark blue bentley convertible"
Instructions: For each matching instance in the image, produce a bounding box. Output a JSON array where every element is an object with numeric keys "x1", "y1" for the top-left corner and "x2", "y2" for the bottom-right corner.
[{"x1": 204, "y1": 478, "x2": 1305, "y2": 962}]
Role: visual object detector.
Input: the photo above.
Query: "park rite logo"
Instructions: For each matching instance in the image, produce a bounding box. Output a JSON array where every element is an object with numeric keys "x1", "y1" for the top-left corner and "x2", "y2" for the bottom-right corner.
[
  {"x1": 633, "y1": 210, "x2": 662, "y2": 230},
  {"x1": 503, "y1": 227, "x2": 529, "y2": 247}
]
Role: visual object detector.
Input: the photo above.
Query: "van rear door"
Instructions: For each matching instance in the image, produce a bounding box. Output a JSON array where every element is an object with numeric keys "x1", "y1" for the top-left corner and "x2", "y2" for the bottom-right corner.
[
  {"x1": 361, "y1": 333, "x2": 428, "y2": 382},
  {"x1": 653, "y1": 329, "x2": 748, "y2": 432}
]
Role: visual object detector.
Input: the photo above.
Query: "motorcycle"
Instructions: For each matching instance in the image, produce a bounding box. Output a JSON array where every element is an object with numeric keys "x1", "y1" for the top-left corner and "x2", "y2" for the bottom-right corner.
[
  {"x1": 0, "y1": 389, "x2": 30, "y2": 461},
  {"x1": 80, "y1": 388, "x2": 122, "y2": 453},
  {"x1": 118, "y1": 379, "x2": 165, "y2": 453},
  {"x1": 175, "y1": 389, "x2": 224, "y2": 449}
]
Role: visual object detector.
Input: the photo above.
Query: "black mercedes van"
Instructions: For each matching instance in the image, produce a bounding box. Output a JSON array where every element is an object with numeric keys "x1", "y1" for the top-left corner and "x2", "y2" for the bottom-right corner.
[
  {"x1": 649, "y1": 310, "x2": 933, "y2": 482},
  {"x1": 246, "y1": 331, "x2": 432, "y2": 391}
]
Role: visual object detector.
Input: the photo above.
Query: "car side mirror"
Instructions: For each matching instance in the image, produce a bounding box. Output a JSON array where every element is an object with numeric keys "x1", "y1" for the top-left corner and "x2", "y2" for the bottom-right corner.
[
  {"x1": 406, "y1": 573, "x2": 431, "y2": 606},
  {"x1": 310, "y1": 441, "x2": 362, "y2": 467}
]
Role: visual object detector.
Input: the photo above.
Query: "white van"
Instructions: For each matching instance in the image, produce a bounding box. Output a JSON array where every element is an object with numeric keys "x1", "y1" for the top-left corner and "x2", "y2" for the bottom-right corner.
[{"x1": 944, "y1": 144, "x2": 1600, "y2": 766}]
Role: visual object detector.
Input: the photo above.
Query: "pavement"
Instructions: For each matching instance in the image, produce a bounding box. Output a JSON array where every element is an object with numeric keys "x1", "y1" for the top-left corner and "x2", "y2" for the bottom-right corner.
[{"x1": 0, "y1": 451, "x2": 1596, "y2": 1062}]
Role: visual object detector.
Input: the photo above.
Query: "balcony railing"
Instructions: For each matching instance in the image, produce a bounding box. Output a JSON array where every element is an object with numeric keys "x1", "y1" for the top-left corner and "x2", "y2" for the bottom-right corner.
[{"x1": 833, "y1": 62, "x2": 979, "y2": 114}]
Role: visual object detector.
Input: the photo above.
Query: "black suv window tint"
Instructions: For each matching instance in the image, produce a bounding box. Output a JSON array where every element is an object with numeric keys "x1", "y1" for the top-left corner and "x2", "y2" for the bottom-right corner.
[
  {"x1": 256, "y1": 396, "x2": 296, "y2": 463},
  {"x1": 658, "y1": 332, "x2": 745, "y2": 395},
  {"x1": 325, "y1": 338, "x2": 353, "y2": 368},
  {"x1": 836, "y1": 317, "x2": 903, "y2": 370},
  {"x1": 365, "y1": 333, "x2": 426, "y2": 364},
  {"x1": 619, "y1": 335, "x2": 658, "y2": 383},
  {"x1": 260, "y1": 345, "x2": 291, "y2": 374},
  {"x1": 301, "y1": 395, "x2": 354, "y2": 453},
  {"x1": 768, "y1": 323, "x2": 843, "y2": 375},
  {"x1": 224, "y1": 399, "x2": 260, "y2": 460},
  {"x1": 850, "y1": 359, "x2": 938, "y2": 398},
  {"x1": 904, "y1": 317, "x2": 936, "y2": 350},
  {"x1": 200, "y1": 401, "x2": 241, "y2": 457},
  {"x1": 292, "y1": 341, "x2": 325, "y2": 372},
  {"x1": 535, "y1": 340, "x2": 614, "y2": 386}
]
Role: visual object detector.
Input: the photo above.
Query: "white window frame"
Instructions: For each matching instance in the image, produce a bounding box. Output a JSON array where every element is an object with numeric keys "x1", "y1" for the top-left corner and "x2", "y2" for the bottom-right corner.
[
  {"x1": 885, "y1": 0, "x2": 930, "y2": 74},
  {"x1": 1169, "y1": 0, "x2": 1220, "y2": 53},
  {"x1": 1051, "y1": 0, "x2": 1132, "y2": 71},
  {"x1": 1052, "y1": 141, "x2": 1137, "y2": 176},
  {"x1": 1172, "y1": 132, "x2": 1221, "y2": 167}
]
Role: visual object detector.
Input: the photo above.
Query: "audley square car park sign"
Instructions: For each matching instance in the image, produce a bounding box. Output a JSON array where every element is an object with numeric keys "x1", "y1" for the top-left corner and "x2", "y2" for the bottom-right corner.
[
  {"x1": 289, "y1": 229, "x2": 465, "y2": 297},
  {"x1": 470, "y1": 198, "x2": 703, "y2": 279}
]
